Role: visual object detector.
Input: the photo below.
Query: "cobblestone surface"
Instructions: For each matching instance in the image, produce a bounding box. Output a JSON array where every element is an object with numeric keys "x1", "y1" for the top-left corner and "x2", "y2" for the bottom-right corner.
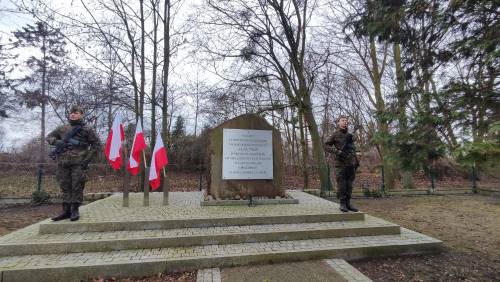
[
  {"x1": 326, "y1": 259, "x2": 372, "y2": 282},
  {"x1": 0, "y1": 228, "x2": 440, "y2": 271},
  {"x1": 56, "y1": 191, "x2": 343, "y2": 223}
]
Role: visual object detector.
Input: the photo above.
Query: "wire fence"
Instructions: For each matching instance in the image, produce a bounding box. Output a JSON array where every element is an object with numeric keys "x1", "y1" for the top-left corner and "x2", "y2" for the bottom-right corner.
[{"x1": 0, "y1": 162, "x2": 498, "y2": 199}]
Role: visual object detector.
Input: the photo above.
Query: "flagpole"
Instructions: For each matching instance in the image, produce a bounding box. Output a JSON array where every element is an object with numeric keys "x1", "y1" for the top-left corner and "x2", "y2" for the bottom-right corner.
[
  {"x1": 143, "y1": 150, "x2": 149, "y2": 207},
  {"x1": 162, "y1": 167, "x2": 169, "y2": 206},
  {"x1": 122, "y1": 138, "x2": 130, "y2": 207}
]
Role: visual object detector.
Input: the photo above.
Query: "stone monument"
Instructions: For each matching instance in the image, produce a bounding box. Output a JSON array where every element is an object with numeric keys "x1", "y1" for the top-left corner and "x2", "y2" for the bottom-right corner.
[{"x1": 207, "y1": 114, "x2": 285, "y2": 200}]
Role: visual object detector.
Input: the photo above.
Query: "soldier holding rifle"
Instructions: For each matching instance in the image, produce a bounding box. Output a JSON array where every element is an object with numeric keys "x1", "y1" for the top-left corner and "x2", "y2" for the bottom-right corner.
[
  {"x1": 325, "y1": 116, "x2": 360, "y2": 212},
  {"x1": 47, "y1": 106, "x2": 100, "y2": 221}
]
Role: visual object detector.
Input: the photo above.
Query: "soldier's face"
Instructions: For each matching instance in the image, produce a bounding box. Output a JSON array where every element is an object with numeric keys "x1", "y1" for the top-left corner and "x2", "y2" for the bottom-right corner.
[
  {"x1": 338, "y1": 118, "x2": 348, "y2": 129},
  {"x1": 69, "y1": 111, "x2": 83, "y2": 121}
]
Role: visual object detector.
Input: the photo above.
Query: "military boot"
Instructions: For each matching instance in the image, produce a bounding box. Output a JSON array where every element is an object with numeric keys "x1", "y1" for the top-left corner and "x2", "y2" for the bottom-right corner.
[
  {"x1": 339, "y1": 200, "x2": 348, "y2": 212},
  {"x1": 52, "y1": 203, "x2": 71, "y2": 221},
  {"x1": 346, "y1": 200, "x2": 359, "y2": 212},
  {"x1": 70, "y1": 203, "x2": 80, "y2": 221}
]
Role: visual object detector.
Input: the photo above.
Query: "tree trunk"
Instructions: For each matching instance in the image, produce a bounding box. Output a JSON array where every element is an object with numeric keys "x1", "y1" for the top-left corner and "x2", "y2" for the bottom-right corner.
[
  {"x1": 369, "y1": 38, "x2": 396, "y2": 190},
  {"x1": 301, "y1": 93, "x2": 331, "y2": 192},
  {"x1": 151, "y1": 0, "x2": 158, "y2": 150},
  {"x1": 298, "y1": 108, "x2": 309, "y2": 190},
  {"x1": 394, "y1": 43, "x2": 415, "y2": 189},
  {"x1": 162, "y1": 0, "x2": 171, "y2": 147},
  {"x1": 40, "y1": 35, "x2": 47, "y2": 164},
  {"x1": 139, "y1": 0, "x2": 146, "y2": 119}
]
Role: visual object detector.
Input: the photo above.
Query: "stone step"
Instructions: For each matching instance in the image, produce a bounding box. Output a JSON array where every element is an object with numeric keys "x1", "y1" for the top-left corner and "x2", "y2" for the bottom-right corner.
[
  {"x1": 38, "y1": 212, "x2": 365, "y2": 234},
  {"x1": 0, "y1": 216, "x2": 399, "y2": 256},
  {"x1": 0, "y1": 228, "x2": 442, "y2": 282}
]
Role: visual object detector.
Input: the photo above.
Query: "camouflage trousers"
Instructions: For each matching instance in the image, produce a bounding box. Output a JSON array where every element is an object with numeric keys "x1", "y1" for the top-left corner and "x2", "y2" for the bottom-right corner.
[
  {"x1": 335, "y1": 166, "x2": 356, "y2": 203},
  {"x1": 56, "y1": 161, "x2": 87, "y2": 204}
]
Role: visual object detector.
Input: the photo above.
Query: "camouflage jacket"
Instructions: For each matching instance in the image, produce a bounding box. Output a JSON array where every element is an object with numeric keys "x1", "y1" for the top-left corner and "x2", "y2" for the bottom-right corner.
[
  {"x1": 324, "y1": 128, "x2": 359, "y2": 168},
  {"x1": 46, "y1": 120, "x2": 100, "y2": 163}
]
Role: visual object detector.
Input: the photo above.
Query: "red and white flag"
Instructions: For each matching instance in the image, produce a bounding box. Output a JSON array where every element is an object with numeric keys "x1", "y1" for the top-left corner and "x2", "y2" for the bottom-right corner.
[
  {"x1": 127, "y1": 119, "x2": 147, "y2": 175},
  {"x1": 148, "y1": 130, "x2": 168, "y2": 190},
  {"x1": 104, "y1": 114, "x2": 124, "y2": 170}
]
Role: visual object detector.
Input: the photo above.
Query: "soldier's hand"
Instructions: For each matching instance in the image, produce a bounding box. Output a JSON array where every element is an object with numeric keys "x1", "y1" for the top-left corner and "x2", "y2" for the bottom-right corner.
[
  {"x1": 68, "y1": 138, "x2": 80, "y2": 146},
  {"x1": 337, "y1": 151, "x2": 348, "y2": 160},
  {"x1": 81, "y1": 160, "x2": 90, "y2": 170}
]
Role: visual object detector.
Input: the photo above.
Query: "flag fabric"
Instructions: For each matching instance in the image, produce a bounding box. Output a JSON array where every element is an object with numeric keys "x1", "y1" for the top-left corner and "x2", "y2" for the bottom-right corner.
[
  {"x1": 104, "y1": 114, "x2": 124, "y2": 170},
  {"x1": 127, "y1": 119, "x2": 147, "y2": 175},
  {"x1": 148, "y1": 130, "x2": 168, "y2": 190}
]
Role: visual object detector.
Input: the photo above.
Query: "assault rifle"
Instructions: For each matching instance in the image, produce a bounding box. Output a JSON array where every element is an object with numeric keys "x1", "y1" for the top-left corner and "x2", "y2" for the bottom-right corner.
[{"x1": 48, "y1": 125, "x2": 83, "y2": 160}]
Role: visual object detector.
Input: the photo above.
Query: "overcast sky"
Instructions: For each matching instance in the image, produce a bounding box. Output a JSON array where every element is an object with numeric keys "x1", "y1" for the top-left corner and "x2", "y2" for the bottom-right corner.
[{"x1": 0, "y1": 0, "x2": 207, "y2": 151}]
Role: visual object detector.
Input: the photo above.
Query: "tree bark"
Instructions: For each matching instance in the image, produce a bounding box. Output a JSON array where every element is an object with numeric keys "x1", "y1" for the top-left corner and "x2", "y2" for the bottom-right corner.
[
  {"x1": 369, "y1": 37, "x2": 396, "y2": 190},
  {"x1": 162, "y1": 0, "x2": 171, "y2": 147},
  {"x1": 298, "y1": 108, "x2": 309, "y2": 189},
  {"x1": 394, "y1": 43, "x2": 415, "y2": 189}
]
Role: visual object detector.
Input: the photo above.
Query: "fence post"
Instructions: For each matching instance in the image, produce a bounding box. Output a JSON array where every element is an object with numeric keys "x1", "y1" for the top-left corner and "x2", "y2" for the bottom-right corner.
[
  {"x1": 36, "y1": 165, "x2": 44, "y2": 192},
  {"x1": 320, "y1": 164, "x2": 333, "y2": 198},
  {"x1": 199, "y1": 164, "x2": 203, "y2": 191},
  {"x1": 379, "y1": 165, "x2": 386, "y2": 196},
  {"x1": 472, "y1": 164, "x2": 478, "y2": 194},
  {"x1": 430, "y1": 170, "x2": 436, "y2": 194}
]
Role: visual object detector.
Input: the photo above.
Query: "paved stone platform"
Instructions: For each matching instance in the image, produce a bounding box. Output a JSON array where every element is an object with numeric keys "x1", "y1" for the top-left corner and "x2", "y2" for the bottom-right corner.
[
  {"x1": 38, "y1": 191, "x2": 364, "y2": 233},
  {"x1": 0, "y1": 191, "x2": 442, "y2": 282},
  {"x1": 44, "y1": 191, "x2": 355, "y2": 222}
]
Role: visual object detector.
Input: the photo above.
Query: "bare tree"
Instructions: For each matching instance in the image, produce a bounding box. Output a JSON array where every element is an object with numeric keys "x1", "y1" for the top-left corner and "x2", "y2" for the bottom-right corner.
[{"x1": 200, "y1": 0, "x2": 332, "y2": 191}]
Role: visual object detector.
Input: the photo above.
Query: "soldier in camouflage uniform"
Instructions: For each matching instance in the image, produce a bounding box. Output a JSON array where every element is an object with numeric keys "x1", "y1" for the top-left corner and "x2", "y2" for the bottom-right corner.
[
  {"x1": 324, "y1": 116, "x2": 360, "y2": 212},
  {"x1": 47, "y1": 106, "x2": 100, "y2": 221}
]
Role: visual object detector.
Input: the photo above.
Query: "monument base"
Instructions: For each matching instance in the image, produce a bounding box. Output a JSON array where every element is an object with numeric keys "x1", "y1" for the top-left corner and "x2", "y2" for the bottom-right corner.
[{"x1": 201, "y1": 192, "x2": 299, "y2": 206}]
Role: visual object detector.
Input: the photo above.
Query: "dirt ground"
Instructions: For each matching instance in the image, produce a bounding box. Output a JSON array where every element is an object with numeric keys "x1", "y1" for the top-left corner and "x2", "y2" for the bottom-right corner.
[
  {"x1": 1, "y1": 194, "x2": 499, "y2": 281},
  {"x1": 351, "y1": 195, "x2": 500, "y2": 282},
  {"x1": 221, "y1": 260, "x2": 346, "y2": 282},
  {"x1": 0, "y1": 204, "x2": 59, "y2": 236}
]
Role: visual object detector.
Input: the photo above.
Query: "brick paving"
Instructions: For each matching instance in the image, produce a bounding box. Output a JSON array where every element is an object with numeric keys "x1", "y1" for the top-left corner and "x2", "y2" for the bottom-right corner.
[
  {"x1": 0, "y1": 215, "x2": 394, "y2": 245},
  {"x1": 0, "y1": 228, "x2": 439, "y2": 271},
  {"x1": 0, "y1": 191, "x2": 442, "y2": 281},
  {"x1": 62, "y1": 191, "x2": 344, "y2": 223}
]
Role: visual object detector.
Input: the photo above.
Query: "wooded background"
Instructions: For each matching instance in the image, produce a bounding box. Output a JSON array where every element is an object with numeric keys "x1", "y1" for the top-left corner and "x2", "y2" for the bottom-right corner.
[{"x1": 0, "y1": 0, "x2": 498, "y2": 193}]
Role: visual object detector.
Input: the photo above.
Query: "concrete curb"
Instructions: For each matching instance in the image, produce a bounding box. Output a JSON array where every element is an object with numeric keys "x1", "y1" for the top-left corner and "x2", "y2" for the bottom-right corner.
[
  {"x1": 0, "y1": 193, "x2": 113, "y2": 206},
  {"x1": 197, "y1": 268, "x2": 221, "y2": 282},
  {"x1": 477, "y1": 188, "x2": 500, "y2": 197},
  {"x1": 325, "y1": 259, "x2": 372, "y2": 281},
  {"x1": 304, "y1": 188, "x2": 477, "y2": 198}
]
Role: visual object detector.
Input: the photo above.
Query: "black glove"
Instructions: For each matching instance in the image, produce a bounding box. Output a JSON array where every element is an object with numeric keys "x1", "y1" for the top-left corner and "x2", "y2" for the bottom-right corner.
[
  {"x1": 81, "y1": 160, "x2": 90, "y2": 170},
  {"x1": 68, "y1": 138, "x2": 81, "y2": 146},
  {"x1": 337, "y1": 151, "x2": 348, "y2": 160}
]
